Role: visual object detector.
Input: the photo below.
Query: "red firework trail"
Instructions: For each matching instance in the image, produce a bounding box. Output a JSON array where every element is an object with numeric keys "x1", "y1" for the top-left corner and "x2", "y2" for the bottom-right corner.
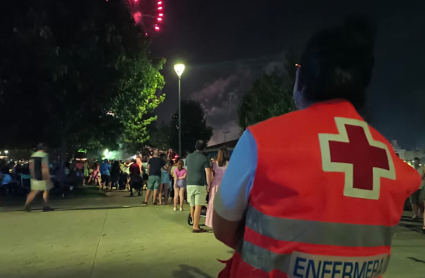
[{"x1": 122, "y1": 0, "x2": 164, "y2": 34}]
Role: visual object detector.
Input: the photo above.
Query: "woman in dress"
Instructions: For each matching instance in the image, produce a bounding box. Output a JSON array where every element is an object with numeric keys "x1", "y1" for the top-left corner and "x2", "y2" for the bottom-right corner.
[
  {"x1": 205, "y1": 147, "x2": 229, "y2": 228},
  {"x1": 173, "y1": 160, "x2": 187, "y2": 211}
]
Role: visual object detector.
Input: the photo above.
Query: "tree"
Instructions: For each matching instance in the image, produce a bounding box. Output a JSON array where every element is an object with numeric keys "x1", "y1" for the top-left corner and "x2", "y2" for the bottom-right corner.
[
  {"x1": 169, "y1": 100, "x2": 213, "y2": 155},
  {"x1": 238, "y1": 51, "x2": 298, "y2": 130},
  {"x1": 147, "y1": 121, "x2": 171, "y2": 151},
  {"x1": 0, "y1": 0, "x2": 164, "y2": 154}
]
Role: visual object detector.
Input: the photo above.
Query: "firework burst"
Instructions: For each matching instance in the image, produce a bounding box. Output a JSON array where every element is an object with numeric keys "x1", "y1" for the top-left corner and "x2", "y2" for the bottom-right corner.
[{"x1": 123, "y1": 0, "x2": 164, "y2": 35}]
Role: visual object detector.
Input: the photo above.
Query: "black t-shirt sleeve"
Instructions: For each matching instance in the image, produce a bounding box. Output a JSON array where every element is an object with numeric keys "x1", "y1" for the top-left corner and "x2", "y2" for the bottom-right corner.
[
  {"x1": 161, "y1": 159, "x2": 165, "y2": 168},
  {"x1": 204, "y1": 157, "x2": 211, "y2": 169}
]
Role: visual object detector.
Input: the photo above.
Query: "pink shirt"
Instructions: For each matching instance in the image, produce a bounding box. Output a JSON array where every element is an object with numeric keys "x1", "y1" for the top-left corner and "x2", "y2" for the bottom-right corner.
[{"x1": 174, "y1": 168, "x2": 187, "y2": 179}]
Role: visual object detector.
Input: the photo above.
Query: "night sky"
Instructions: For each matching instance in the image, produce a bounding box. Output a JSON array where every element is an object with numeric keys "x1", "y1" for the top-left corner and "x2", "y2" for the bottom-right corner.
[{"x1": 151, "y1": 0, "x2": 425, "y2": 148}]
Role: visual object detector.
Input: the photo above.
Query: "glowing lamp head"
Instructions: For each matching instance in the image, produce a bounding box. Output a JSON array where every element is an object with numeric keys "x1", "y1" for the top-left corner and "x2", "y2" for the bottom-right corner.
[
  {"x1": 158, "y1": 1, "x2": 162, "y2": 4},
  {"x1": 158, "y1": 18, "x2": 162, "y2": 21},
  {"x1": 158, "y1": 6, "x2": 163, "y2": 10},
  {"x1": 174, "y1": 64, "x2": 185, "y2": 77},
  {"x1": 154, "y1": 26, "x2": 160, "y2": 31},
  {"x1": 159, "y1": 13, "x2": 163, "y2": 16}
]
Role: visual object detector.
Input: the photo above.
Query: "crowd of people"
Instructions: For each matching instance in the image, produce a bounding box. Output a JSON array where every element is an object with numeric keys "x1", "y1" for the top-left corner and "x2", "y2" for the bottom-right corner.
[{"x1": 3, "y1": 141, "x2": 230, "y2": 232}]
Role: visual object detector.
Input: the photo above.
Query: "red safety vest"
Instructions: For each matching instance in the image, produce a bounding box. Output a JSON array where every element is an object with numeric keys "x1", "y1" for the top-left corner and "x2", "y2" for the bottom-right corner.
[{"x1": 218, "y1": 100, "x2": 420, "y2": 278}]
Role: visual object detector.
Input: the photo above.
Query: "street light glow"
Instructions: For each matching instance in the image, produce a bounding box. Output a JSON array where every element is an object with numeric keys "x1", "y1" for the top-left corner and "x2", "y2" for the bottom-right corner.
[
  {"x1": 5, "y1": 150, "x2": 8, "y2": 154},
  {"x1": 174, "y1": 64, "x2": 185, "y2": 77}
]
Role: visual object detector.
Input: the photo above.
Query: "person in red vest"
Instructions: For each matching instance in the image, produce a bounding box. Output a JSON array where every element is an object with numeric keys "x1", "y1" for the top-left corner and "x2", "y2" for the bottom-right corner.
[{"x1": 213, "y1": 16, "x2": 421, "y2": 278}]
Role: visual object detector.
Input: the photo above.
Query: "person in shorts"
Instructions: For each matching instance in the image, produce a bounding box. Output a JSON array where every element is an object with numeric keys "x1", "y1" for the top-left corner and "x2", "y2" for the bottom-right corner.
[
  {"x1": 143, "y1": 149, "x2": 165, "y2": 206},
  {"x1": 410, "y1": 157, "x2": 424, "y2": 220},
  {"x1": 186, "y1": 140, "x2": 212, "y2": 233},
  {"x1": 159, "y1": 153, "x2": 171, "y2": 205},
  {"x1": 173, "y1": 159, "x2": 187, "y2": 211},
  {"x1": 24, "y1": 143, "x2": 54, "y2": 212},
  {"x1": 100, "y1": 159, "x2": 111, "y2": 191}
]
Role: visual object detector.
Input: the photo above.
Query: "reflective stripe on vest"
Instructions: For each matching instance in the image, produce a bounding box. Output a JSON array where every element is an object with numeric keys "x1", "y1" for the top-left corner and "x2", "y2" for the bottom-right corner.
[
  {"x1": 241, "y1": 241, "x2": 390, "y2": 277},
  {"x1": 246, "y1": 206, "x2": 395, "y2": 247}
]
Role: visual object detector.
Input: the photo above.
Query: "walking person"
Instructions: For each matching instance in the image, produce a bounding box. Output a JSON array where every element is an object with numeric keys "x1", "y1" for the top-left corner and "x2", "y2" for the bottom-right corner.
[
  {"x1": 186, "y1": 140, "x2": 211, "y2": 233},
  {"x1": 205, "y1": 147, "x2": 229, "y2": 228},
  {"x1": 123, "y1": 160, "x2": 131, "y2": 190},
  {"x1": 173, "y1": 160, "x2": 187, "y2": 211},
  {"x1": 213, "y1": 17, "x2": 422, "y2": 277},
  {"x1": 110, "y1": 161, "x2": 121, "y2": 190},
  {"x1": 159, "y1": 153, "x2": 171, "y2": 205},
  {"x1": 143, "y1": 149, "x2": 165, "y2": 206},
  {"x1": 83, "y1": 160, "x2": 89, "y2": 186},
  {"x1": 100, "y1": 159, "x2": 111, "y2": 191},
  {"x1": 24, "y1": 143, "x2": 54, "y2": 212},
  {"x1": 410, "y1": 157, "x2": 424, "y2": 220}
]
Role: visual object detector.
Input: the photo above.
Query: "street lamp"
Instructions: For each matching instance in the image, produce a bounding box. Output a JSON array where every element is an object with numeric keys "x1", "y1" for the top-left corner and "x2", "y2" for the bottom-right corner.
[
  {"x1": 5, "y1": 150, "x2": 8, "y2": 154},
  {"x1": 174, "y1": 64, "x2": 185, "y2": 157},
  {"x1": 223, "y1": 131, "x2": 230, "y2": 143}
]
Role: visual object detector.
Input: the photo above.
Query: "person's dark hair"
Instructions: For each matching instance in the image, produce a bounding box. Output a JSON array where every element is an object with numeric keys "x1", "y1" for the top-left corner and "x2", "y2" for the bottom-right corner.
[
  {"x1": 217, "y1": 147, "x2": 230, "y2": 167},
  {"x1": 2, "y1": 167, "x2": 9, "y2": 175},
  {"x1": 414, "y1": 157, "x2": 420, "y2": 161},
  {"x1": 22, "y1": 166, "x2": 30, "y2": 175},
  {"x1": 160, "y1": 153, "x2": 166, "y2": 160},
  {"x1": 298, "y1": 14, "x2": 376, "y2": 110},
  {"x1": 177, "y1": 160, "x2": 184, "y2": 170},
  {"x1": 131, "y1": 159, "x2": 137, "y2": 163},
  {"x1": 37, "y1": 142, "x2": 47, "y2": 151},
  {"x1": 112, "y1": 161, "x2": 120, "y2": 172},
  {"x1": 195, "y1": 140, "x2": 207, "y2": 151}
]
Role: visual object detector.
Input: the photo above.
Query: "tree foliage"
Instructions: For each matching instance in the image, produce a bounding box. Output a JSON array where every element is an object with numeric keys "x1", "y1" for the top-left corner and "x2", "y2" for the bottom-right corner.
[
  {"x1": 169, "y1": 100, "x2": 213, "y2": 155},
  {"x1": 238, "y1": 51, "x2": 298, "y2": 130},
  {"x1": 147, "y1": 121, "x2": 171, "y2": 151},
  {"x1": 0, "y1": 0, "x2": 164, "y2": 152}
]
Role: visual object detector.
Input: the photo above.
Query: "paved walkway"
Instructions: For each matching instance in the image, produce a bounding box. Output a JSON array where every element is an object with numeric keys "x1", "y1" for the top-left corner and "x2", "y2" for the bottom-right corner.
[{"x1": 0, "y1": 204, "x2": 424, "y2": 278}]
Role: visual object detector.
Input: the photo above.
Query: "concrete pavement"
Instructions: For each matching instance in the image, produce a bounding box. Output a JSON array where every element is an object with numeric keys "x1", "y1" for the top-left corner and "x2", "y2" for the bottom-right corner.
[{"x1": 0, "y1": 204, "x2": 424, "y2": 278}]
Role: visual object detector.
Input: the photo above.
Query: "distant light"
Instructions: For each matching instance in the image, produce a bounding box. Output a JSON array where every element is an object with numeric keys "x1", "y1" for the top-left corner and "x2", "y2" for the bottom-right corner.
[
  {"x1": 159, "y1": 13, "x2": 164, "y2": 16},
  {"x1": 295, "y1": 64, "x2": 301, "y2": 68},
  {"x1": 158, "y1": 18, "x2": 162, "y2": 21},
  {"x1": 158, "y1": 6, "x2": 163, "y2": 10},
  {"x1": 174, "y1": 64, "x2": 185, "y2": 77},
  {"x1": 154, "y1": 26, "x2": 160, "y2": 31},
  {"x1": 145, "y1": 32, "x2": 149, "y2": 36},
  {"x1": 5, "y1": 150, "x2": 8, "y2": 154},
  {"x1": 104, "y1": 149, "x2": 109, "y2": 156},
  {"x1": 158, "y1": 1, "x2": 162, "y2": 4}
]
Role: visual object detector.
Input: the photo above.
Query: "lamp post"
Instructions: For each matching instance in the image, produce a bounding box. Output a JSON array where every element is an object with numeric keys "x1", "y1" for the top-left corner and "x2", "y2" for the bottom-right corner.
[
  {"x1": 223, "y1": 131, "x2": 230, "y2": 143},
  {"x1": 174, "y1": 64, "x2": 185, "y2": 157}
]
